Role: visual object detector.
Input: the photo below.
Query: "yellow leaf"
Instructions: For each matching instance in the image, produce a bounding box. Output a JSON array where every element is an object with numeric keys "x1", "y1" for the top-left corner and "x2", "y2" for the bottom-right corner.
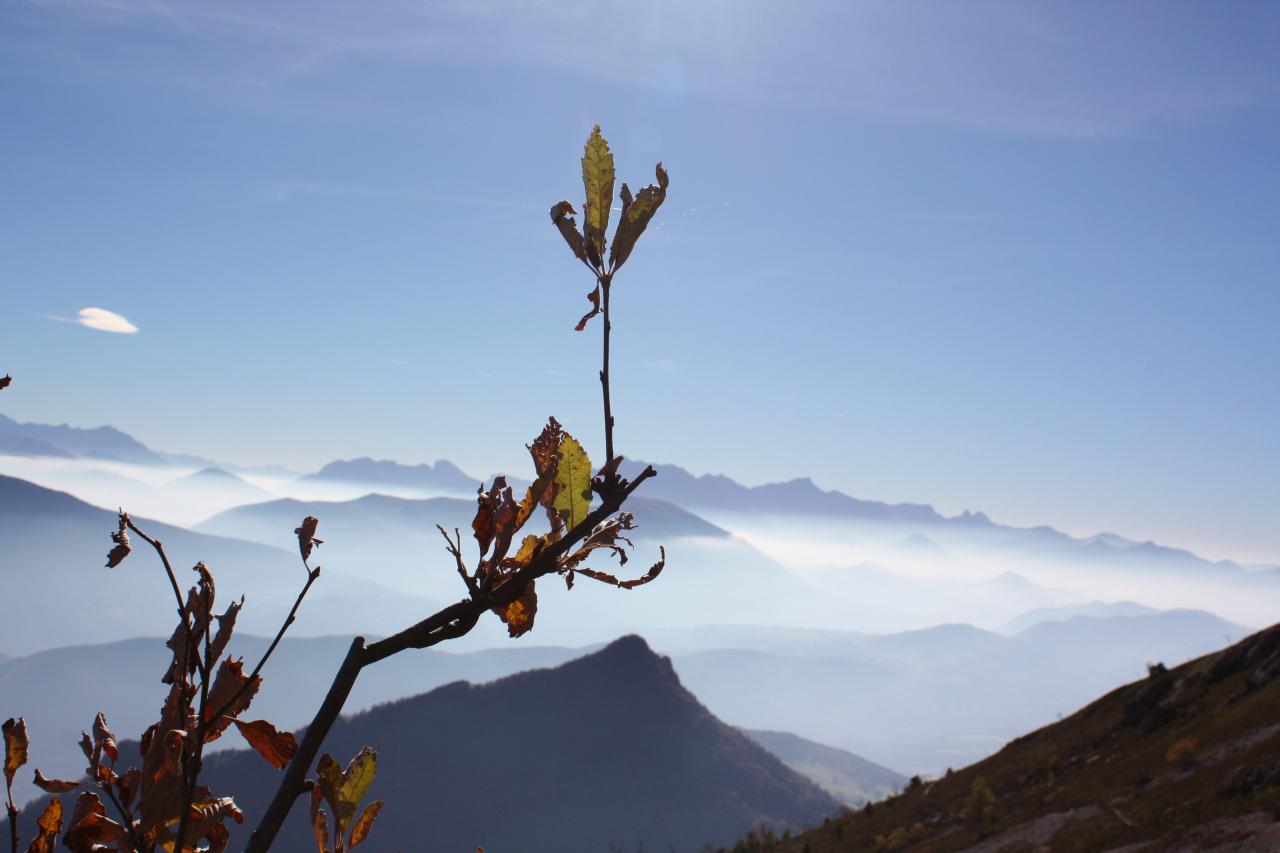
[
  {"x1": 336, "y1": 747, "x2": 377, "y2": 834},
  {"x1": 580, "y1": 124, "x2": 615, "y2": 264},
  {"x1": 553, "y1": 433, "x2": 593, "y2": 530}
]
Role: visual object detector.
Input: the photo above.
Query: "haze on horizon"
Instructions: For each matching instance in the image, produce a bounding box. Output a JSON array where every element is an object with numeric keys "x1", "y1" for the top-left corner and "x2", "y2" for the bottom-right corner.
[{"x1": 2, "y1": 0, "x2": 1278, "y2": 564}]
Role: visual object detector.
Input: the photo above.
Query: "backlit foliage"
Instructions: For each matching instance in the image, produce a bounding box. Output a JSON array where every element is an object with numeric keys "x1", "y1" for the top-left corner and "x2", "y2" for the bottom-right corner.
[{"x1": 2, "y1": 124, "x2": 669, "y2": 852}]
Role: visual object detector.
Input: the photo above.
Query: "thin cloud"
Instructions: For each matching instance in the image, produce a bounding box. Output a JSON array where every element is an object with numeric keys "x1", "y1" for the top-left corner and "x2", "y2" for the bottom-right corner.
[
  {"x1": 44, "y1": 307, "x2": 139, "y2": 334},
  {"x1": 78, "y1": 307, "x2": 138, "y2": 333}
]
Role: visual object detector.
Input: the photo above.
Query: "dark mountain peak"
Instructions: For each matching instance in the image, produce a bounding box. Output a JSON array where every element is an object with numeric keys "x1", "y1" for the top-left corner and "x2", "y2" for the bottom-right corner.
[
  {"x1": 187, "y1": 636, "x2": 839, "y2": 852},
  {"x1": 574, "y1": 633, "x2": 674, "y2": 680}
]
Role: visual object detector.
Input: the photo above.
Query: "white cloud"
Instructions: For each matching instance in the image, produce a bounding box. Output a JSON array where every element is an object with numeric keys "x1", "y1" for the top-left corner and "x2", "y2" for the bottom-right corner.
[{"x1": 76, "y1": 307, "x2": 138, "y2": 334}]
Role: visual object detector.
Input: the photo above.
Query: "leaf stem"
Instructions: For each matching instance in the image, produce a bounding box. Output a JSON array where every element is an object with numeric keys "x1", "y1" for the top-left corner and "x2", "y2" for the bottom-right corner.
[
  {"x1": 599, "y1": 273, "x2": 615, "y2": 464},
  {"x1": 6, "y1": 781, "x2": 17, "y2": 853}
]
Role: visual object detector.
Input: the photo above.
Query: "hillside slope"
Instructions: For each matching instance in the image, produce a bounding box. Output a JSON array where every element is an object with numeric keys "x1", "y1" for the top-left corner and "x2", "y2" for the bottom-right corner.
[{"x1": 771, "y1": 622, "x2": 1280, "y2": 852}]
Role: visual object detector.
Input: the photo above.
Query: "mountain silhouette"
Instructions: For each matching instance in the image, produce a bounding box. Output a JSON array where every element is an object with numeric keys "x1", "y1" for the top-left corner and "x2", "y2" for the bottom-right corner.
[{"x1": 195, "y1": 635, "x2": 840, "y2": 852}]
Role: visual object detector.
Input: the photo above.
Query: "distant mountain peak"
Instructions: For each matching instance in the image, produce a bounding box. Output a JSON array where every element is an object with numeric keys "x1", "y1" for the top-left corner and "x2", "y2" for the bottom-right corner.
[{"x1": 301, "y1": 457, "x2": 478, "y2": 492}]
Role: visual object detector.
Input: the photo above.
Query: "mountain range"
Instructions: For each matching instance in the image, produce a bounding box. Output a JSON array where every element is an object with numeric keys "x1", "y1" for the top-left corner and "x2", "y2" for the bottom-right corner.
[{"x1": 0, "y1": 475, "x2": 452, "y2": 655}]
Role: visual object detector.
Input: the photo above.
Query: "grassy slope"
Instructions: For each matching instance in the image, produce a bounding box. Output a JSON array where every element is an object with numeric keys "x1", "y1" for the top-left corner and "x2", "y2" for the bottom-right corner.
[{"x1": 773, "y1": 622, "x2": 1280, "y2": 852}]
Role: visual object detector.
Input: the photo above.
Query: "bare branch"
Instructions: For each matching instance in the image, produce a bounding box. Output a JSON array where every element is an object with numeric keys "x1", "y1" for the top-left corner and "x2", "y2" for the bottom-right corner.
[
  {"x1": 438, "y1": 524, "x2": 478, "y2": 600},
  {"x1": 245, "y1": 465, "x2": 658, "y2": 852}
]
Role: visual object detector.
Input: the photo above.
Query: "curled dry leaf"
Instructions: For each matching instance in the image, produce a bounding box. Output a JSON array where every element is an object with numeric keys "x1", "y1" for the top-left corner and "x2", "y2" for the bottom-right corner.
[
  {"x1": 33, "y1": 768, "x2": 80, "y2": 793},
  {"x1": 207, "y1": 595, "x2": 244, "y2": 666},
  {"x1": 203, "y1": 657, "x2": 262, "y2": 741},
  {"x1": 234, "y1": 719, "x2": 298, "y2": 770},
  {"x1": 25, "y1": 795, "x2": 62, "y2": 853},
  {"x1": 92, "y1": 712, "x2": 118, "y2": 764},
  {"x1": 472, "y1": 477, "x2": 516, "y2": 563},
  {"x1": 106, "y1": 512, "x2": 131, "y2": 568},
  {"x1": 0, "y1": 374, "x2": 10, "y2": 391},
  {"x1": 609, "y1": 163, "x2": 669, "y2": 272},
  {"x1": 295, "y1": 516, "x2": 323, "y2": 562},
  {"x1": 115, "y1": 767, "x2": 140, "y2": 810},
  {"x1": 63, "y1": 791, "x2": 127, "y2": 853},
  {"x1": 347, "y1": 800, "x2": 383, "y2": 850},
  {"x1": 550, "y1": 200, "x2": 588, "y2": 264},
  {"x1": 309, "y1": 785, "x2": 329, "y2": 853},
  {"x1": 3, "y1": 716, "x2": 28, "y2": 788},
  {"x1": 574, "y1": 282, "x2": 602, "y2": 332}
]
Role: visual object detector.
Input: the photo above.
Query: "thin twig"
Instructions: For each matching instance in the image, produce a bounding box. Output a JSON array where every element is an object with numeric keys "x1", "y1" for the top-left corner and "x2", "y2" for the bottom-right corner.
[
  {"x1": 124, "y1": 518, "x2": 185, "y2": 617},
  {"x1": 99, "y1": 778, "x2": 145, "y2": 853},
  {"x1": 201, "y1": 560, "x2": 321, "y2": 734},
  {"x1": 6, "y1": 780, "x2": 18, "y2": 853},
  {"x1": 438, "y1": 525, "x2": 478, "y2": 599}
]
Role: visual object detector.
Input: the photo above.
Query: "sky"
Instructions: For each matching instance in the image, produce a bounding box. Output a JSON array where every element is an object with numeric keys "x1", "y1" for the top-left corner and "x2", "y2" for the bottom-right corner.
[{"x1": 1, "y1": 0, "x2": 1279, "y2": 563}]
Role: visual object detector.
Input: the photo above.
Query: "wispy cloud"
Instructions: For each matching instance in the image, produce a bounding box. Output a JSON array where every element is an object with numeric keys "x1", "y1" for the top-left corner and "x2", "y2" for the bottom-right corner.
[{"x1": 44, "y1": 307, "x2": 139, "y2": 334}]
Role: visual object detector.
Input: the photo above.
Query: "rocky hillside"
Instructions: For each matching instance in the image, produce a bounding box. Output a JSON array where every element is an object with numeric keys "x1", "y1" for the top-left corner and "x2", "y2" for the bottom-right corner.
[{"x1": 760, "y1": 622, "x2": 1280, "y2": 851}]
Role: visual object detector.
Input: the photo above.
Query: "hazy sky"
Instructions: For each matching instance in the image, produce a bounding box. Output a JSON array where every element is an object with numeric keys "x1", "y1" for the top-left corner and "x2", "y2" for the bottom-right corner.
[{"x1": 2, "y1": 1, "x2": 1279, "y2": 563}]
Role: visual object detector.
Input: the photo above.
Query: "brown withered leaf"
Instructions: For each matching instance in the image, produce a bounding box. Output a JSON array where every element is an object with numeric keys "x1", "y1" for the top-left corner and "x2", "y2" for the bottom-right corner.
[
  {"x1": 609, "y1": 163, "x2": 669, "y2": 272},
  {"x1": 137, "y1": 683, "x2": 192, "y2": 832},
  {"x1": 528, "y1": 417, "x2": 564, "y2": 476},
  {"x1": 33, "y1": 768, "x2": 80, "y2": 793},
  {"x1": 105, "y1": 512, "x2": 131, "y2": 568},
  {"x1": 207, "y1": 595, "x2": 244, "y2": 666},
  {"x1": 559, "y1": 512, "x2": 636, "y2": 574},
  {"x1": 3, "y1": 717, "x2": 28, "y2": 788},
  {"x1": 550, "y1": 200, "x2": 588, "y2": 264},
  {"x1": 595, "y1": 454, "x2": 625, "y2": 483},
  {"x1": 295, "y1": 516, "x2": 323, "y2": 562},
  {"x1": 63, "y1": 791, "x2": 126, "y2": 853},
  {"x1": 471, "y1": 478, "x2": 502, "y2": 558},
  {"x1": 574, "y1": 282, "x2": 602, "y2": 332},
  {"x1": 0, "y1": 375, "x2": 10, "y2": 391},
  {"x1": 206, "y1": 823, "x2": 231, "y2": 853},
  {"x1": 309, "y1": 786, "x2": 330, "y2": 853},
  {"x1": 472, "y1": 477, "x2": 518, "y2": 567},
  {"x1": 234, "y1": 719, "x2": 298, "y2": 770},
  {"x1": 615, "y1": 547, "x2": 665, "y2": 589},
  {"x1": 314, "y1": 754, "x2": 343, "y2": 828},
  {"x1": 162, "y1": 584, "x2": 207, "y2": 685},
  {"x1": 347, "y1": 800, "x2": 383, "y2": 850},
  {"x1": 115, "y1": 767, "x2": 140, "y2": 810},
  {"x1": 24, "y1": 795, "x2": 62, "y2": 853},
  {"x1": 179, "y1": 796, "x2": 244, "y2": 853},
  {"x1": 92, "y1": 712, "x2": 118, "y2": 764},
  {"x1": 493, "y1": 578, "x2": 538, "y2": 638},
  {"x1": 203, "y1": 657, "x2": 261, "y2": 741},
  {"x1": 77, "y1": 731, "x2": 92, "y2": 762}
]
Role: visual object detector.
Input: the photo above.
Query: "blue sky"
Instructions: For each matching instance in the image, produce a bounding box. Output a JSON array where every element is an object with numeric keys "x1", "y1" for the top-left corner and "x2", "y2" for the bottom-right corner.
[{"x1": 2, "y1": 1, "x2": 1278, "y2": 562}]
